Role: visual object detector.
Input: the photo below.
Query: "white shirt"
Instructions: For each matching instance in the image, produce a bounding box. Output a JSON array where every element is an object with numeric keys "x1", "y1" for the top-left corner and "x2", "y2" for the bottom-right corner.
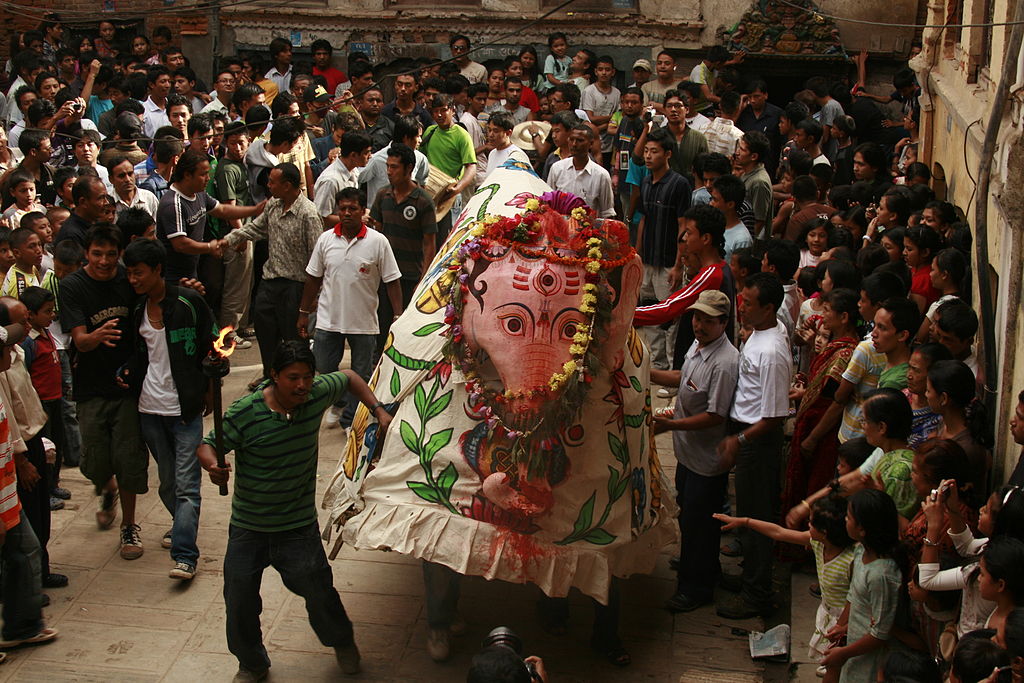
[
  {"x1": 730, "y1": 320, "x2": 793, "y2": 424},
  {"x1": 359, "y1": 143, "x2": 430, "y2": 210},
  {"x1": 305, "y1": 225, "x2": 402, "y2": 334},
  {"x1": 704, "y1": 117, "x2": 744, "y2": 157},
  {"x1": 6, "y1": 76, "x2": 26, "y2": 125},
  {"x1": 685, "y1": 112, "x2": 712, "y2": 135},
  {"x1": 265, "y1": 65, "x2": 292, "y2": 93},
  {"x1": 138, "y1": 313, "x2": 182, "y2": 416},
  {"x1": 115, "y1": 186, "x2": 160, "y2": 219},
  {"x1": 312, "y1": 158, "x2": 360, "y2": 217},
  {"x1": 811, "y1": 153, "x2": 831, "y2": 167},
  {"x1": 546, "y1": 156, "x2": 615, "y2": 218},
  {"x1": 201, "y1": 98, "x2": 228, "y2": 115},
  {"x1": 484, "y1": 144, "x2": 529, "y2": 178},
  {"x1": 143, "y1": 96, "x2": 170, "y2": 140}
]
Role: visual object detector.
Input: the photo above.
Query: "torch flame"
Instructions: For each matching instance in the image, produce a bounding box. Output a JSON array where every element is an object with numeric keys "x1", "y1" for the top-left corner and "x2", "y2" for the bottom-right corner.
[{"x1": 213, "y1": 326, "x2": 237, "y2": 358}]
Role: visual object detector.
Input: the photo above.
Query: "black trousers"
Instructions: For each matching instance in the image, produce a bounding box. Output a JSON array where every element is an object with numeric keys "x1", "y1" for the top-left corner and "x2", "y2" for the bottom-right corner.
[
  {"x1": 675, "y1": 464, "x2": 729, "y2": 602},
  {"x1": 17, "y1": 435, "x2": 51, "y2": 579},
  {"x1": 252, "y1": 278, "x2": 304, "y2": 379}
]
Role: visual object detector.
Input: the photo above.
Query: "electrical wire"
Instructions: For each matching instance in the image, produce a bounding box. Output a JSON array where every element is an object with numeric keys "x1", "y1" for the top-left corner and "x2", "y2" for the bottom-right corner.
[
  {"x1": 774, "y1": 0, "x2": 1024, "y2": 29},
  {"x1": 963, "y1": 118, "x2": 981, "y2": 215}
]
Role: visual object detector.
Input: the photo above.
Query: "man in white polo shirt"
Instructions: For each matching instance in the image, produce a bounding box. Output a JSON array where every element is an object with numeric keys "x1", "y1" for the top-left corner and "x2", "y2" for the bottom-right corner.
[{"x1": 297, "y1": 186, "x2": 403, "y2": 431}]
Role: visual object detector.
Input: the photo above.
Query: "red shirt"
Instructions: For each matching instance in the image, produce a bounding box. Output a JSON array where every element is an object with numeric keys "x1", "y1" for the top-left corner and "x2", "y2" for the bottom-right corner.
[
  {"x1": 911, "y1": 265, "x2": 940, "y2": 307},
  {"x1": 633, "y1": 262, "x2": 726, "y2": 327},
  {"x1": 21, "y1": 329, "x2": 62, "y2": 402},
  {"x1": 313, "y1": 66, "x2": 348, "y2": 96},
  {"x1": 520, "y1": 86, "x2": 540, "y2": 113}
]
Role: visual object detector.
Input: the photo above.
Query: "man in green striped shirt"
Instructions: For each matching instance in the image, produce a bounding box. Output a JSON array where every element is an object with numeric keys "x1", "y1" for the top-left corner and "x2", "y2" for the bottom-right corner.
[{"x1": 198, "y1": 340, "x2": 392, "y2": 682}]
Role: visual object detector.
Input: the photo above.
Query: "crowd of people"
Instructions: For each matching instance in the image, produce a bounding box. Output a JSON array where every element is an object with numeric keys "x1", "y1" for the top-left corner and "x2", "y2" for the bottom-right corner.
[{"x1": 0, "y1": 11, "x2": 1021, "y2": 683}]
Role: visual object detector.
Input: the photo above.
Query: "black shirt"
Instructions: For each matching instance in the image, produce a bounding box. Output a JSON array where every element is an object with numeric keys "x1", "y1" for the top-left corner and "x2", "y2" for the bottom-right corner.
[
  {"x1": 59, "y1": 266, "x2": 135, "y2": 401},
  {"x1": 638, "y1": 169, "x2": 691, "y2": 268},
  {"x1": 55, "y1": 212, "x2": 92, "y2": 249}
]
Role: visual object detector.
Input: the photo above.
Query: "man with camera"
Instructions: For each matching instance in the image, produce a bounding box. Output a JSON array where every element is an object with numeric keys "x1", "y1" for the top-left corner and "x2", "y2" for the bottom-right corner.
[{"x1": 467, "y1": 627, "x2": 548, "y2": 683}]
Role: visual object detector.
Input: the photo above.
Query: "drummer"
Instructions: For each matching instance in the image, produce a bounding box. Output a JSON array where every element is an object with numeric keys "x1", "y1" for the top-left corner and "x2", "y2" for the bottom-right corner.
[{"x1": 419, "y1": 94, "x2": 477, "y2": 244}]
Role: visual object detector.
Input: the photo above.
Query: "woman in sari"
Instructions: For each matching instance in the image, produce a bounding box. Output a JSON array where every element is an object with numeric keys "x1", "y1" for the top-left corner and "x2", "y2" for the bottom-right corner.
[{"x1": 783, "y1": 288, "x2": 862, "y2": 517}]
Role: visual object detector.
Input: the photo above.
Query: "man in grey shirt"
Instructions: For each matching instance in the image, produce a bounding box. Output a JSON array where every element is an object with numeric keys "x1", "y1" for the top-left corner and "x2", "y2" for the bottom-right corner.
[{"x1": 653, "y1": 290, "x2": 738, "y2": 613}]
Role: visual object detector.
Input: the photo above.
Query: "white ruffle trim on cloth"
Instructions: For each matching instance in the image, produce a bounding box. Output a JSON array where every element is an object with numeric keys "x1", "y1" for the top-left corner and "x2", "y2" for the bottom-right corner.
[{"x1": 338, "y1": 501, "x2": 677, "y2": 605}]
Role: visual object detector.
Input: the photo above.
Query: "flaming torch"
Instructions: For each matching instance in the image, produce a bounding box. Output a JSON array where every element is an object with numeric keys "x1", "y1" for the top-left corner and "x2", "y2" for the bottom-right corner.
[{"x1": 203, "y1": 326, "x2": 237, "y2": 496}]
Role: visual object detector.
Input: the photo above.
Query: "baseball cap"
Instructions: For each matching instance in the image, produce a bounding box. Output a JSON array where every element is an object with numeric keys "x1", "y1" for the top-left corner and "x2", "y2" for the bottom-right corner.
[
  {"x1": 686, "y1": 290, "x2": 731, "y2": 318},
  {"x1": 632, "y1": 59, "x2": 652, "y2": 73},
  {"x1": 303, "y1": 83, "x2": 331, "y2": 104}
]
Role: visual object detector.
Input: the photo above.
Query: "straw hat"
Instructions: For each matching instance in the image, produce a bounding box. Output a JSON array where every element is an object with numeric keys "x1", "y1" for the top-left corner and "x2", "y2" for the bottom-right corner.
[{"x1": 510, "y1": 120, "x2": 552, "y2": 151}]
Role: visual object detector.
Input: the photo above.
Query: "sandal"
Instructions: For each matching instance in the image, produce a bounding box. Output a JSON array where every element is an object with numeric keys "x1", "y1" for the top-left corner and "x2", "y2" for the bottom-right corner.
[
  {"x1": 0, "y1": 626, "x2": 58, "y2": 650},
  {"x1": 591, "y1": 635, "x2": 631, "y2": 667}
]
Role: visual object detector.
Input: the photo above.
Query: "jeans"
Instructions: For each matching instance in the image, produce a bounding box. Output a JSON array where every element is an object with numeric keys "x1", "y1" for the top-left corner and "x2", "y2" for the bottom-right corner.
[
  {"x1": 58, "y1": 350, "x2": 82, "y2": 468},
  {"x1": 223, "y1": 522, "x2": 354, "y2": 671},
  {"x1": 1, "y1": 512, "x2": 44, "y2": 641},
  {"x1": 139, "y1": 413, "x2": 203, "y2": 565},
  {"x1": 422, "y1": 561, "x2": 461, "y2": 629},
  {"x1": 221, "y1": 240, "x2": 254, "y2": 330},
  {"x1": 730, "y1": 419, "x2": 784, "y2": 608},
  {"x1": 675, "y1": 464, "x2": 729, "y2": 602},
  {"x1": 253, "y1": 278, "x2": 304, "y2": 379},
  {"x1": 312, "y1": 330, "x2": 374, "y2": 427}
]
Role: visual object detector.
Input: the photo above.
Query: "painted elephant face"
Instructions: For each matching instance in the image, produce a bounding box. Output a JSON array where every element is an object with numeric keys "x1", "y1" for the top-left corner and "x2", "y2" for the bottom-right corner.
[{"x1": 462, "y1": 253, "x2": 587, "y2": 401}]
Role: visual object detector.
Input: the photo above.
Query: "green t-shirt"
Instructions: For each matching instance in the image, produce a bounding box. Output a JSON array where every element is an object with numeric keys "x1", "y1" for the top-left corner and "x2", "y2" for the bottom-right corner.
[
  {"x1": 205, "y1": 371, "x2": 350, "y2": 533},
  {"x1": 876, "y1": 448, "x2": 918, "y2": 518},
  {"x1": 878, "y1": 362, "x2": 909, "y2": 390},
  {"x1": 421, "y1": 123, "x2": 476, "y2": 180}
]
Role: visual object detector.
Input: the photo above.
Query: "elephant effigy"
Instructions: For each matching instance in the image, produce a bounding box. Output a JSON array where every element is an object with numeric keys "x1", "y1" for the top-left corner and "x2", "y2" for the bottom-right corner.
[{"x1": 322, "y1": 161, "x2": 675, "y2": 604}]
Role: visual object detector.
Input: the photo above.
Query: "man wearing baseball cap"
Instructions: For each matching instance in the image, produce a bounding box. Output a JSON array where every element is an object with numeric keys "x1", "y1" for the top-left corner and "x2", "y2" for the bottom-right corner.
[
  {"x1": 652, "y1": 289, "x2": 738, "y2": 613},
  {"x1": 303, "y1": 82, "x2": 338, "y2": 140},
  {"x1": 630, "y1": 59, "x2": 652, "y2": 88}
]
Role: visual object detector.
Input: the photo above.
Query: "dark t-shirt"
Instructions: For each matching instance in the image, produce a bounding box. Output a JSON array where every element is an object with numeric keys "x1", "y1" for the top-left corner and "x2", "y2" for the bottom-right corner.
[
  {"x1": 637, "y1": 169, "x2": 691, "y2": 268},
  {"x1": 55, "y1": 212, "x2": 92, "y2": 249},
  {"x1": 370, "y1": 186, "x2": 438, "y2": 282},
  {"x1": 156, "y1": 186, "x2": 219, "y2": 281},
  {"x1": 59, "y1": 267, "x2": 134, "y2": 401}
]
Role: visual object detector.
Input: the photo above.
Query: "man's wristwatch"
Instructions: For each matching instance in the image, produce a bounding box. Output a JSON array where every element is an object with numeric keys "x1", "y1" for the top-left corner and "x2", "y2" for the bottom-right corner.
[{"x1": 0, "y1": 325, "x2": 7, "y2": 345}]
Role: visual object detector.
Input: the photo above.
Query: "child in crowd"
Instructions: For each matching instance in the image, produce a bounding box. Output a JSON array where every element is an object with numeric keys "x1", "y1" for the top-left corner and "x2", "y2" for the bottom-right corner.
[
  {"x1": 919, "y1": 484, "x2": 1024, "y2": 638},
  {"x1": 21, "y1": 211, "x2": 54, "y2": 274},
  {"x1": 19, "y1": 286, "x2": 67, "y2": 512},
  {"x1": 715, "y1": 491, "x2": 855, "y2": 674},
  {"x1": 41, "y1": 239, "x2": 83, "y2": 471},
  {"x1": 1, "y1": 226, "x2": 43, "y2": 298},
  {"x1": 978, "y1": 536, "x2": 1024, "y2": 638},
  {"x1": 918, "y1": 247, "x2": 968, "y2": 342},
  {"x1": 0, "y1": 229, "x2": 14, "y2": 281},
  {"x1": 798, "y1": 219, "x2": 831, "y2": 276},
  {"x1": 543, "y1": 32, "x2": 571, "y2": 88},
  {"x1": 821, "y1": 489, "x2": 903, "y2": 682},
  {"x1": 2, "y1": 171, "x2": 46, "y2": 229},
  {"x1": 949, "y1": 630, "x2": 1009, "y2": 683},
  {"x1": 904, "y1": 225, "x2": 942, "y2": 313},
  {"x1": 46, "y1": 206, "x2": 70, "y2": 237}
]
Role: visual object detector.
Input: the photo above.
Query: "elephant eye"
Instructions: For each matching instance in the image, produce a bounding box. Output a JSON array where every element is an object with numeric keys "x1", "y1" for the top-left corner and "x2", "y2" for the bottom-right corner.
[
  {"x1": 498, "y1": 313, "x2": 525, "y2": 336},
  {"x1": 560, "y1": 320, "x2": 578, "y2": 340}
]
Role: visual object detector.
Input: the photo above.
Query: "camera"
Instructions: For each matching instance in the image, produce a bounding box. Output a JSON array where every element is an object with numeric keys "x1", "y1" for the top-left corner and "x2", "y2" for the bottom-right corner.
[
  {"x1": 643, "y1": 109, "x2": 653, "y2": 123},
  {"x1": 72, "y1": 101, "x2": 84, "y2": 112},
  {"x1": 480, "y1": 627, "x2": 543, "y2": 682}
]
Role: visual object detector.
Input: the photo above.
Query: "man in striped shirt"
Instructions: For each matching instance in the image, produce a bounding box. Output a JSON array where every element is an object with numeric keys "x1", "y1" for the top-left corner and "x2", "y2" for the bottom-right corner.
[{"x1": 198, "y1": 340, "x2": 392, "y2": 681}]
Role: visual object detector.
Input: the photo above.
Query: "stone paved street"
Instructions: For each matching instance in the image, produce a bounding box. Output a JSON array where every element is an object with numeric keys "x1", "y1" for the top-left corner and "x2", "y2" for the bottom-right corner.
[{"x1": 0, "y1": 345, "x2": 769, "y2": 682}]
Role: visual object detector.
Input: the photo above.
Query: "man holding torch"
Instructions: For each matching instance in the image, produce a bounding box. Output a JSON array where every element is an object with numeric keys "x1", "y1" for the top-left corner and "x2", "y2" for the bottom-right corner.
[
  {"x1": 198, "y1": 340, "x2": 392, "y2": 681},
  {"x1": 121, "y1": 239, "x2": 216, "y2": 582}
]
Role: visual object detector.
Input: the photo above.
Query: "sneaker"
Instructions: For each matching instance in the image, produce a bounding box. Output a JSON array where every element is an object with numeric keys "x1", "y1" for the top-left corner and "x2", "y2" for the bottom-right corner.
[
  {"x1": 816, "y1": 664, "x2": 827, "y2": 678},
  {"x1": 161, "y1": 530, "x2": 173, "y2": 550},
  {"x1": 51, "y1": 486, "x2": 71, "y2": 500},
  {"x1": 49, "y1": 496, "x2": 65, "y2": 511},
  {"x1": 324, "y1": 405, "x2": 344, "y2": 429},
  {"x1": 228, "y1": 333, "x2": 252, "y2": 350},
  {"x1": 426, "y1": 627, "x2": 451, "y2": 662},
  {"x1": 119, "y1": 524, "x2": 143, "y2": 560},
  {"x1": 169, "y1": 562, "x2": 196, "y2": 581},
  {"x1": 656, "y1": 386, "x2": 678, "y2": 398},
  {"x1": 96, "y1": 491, "x2": 119, "y2": 529},
  {"x1": 334, "y1": 642, "x2": 361, "y2": 675},
  {"x1": 720, "y1": 539, "x2": 742, "y2": 557},
  {"x1": 232, "y1": 667, "x2": 268, "y2": 683},
  {"x1": 238, "y1": 327, "x2": 256, "y2": 340}
]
